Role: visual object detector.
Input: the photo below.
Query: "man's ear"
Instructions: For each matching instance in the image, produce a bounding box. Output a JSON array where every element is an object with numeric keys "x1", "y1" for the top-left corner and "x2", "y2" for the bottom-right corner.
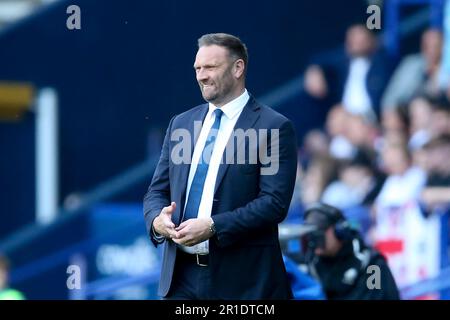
[{"x1": 233, "y1": 59, "x2": 245, "y2": 79}]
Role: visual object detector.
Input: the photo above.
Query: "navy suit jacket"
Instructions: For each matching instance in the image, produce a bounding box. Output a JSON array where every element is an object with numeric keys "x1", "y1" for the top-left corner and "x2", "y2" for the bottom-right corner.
[
  {"x1": 143, "y1": 95, "x2": 297, "y2": 299},
  {"x1": 312, "y1": 47, "x2": 395, "y2": 117}
]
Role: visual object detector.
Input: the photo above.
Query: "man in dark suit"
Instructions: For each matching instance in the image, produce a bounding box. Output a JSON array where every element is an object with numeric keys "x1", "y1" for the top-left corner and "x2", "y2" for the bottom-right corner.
[
  {"x1": 284, "y1": 24, "x2": 395, "y2": 141},
  {"x1": 303, "y1": 25, "x2": 395, "y2": 117},
  {"x1": 143, "y1": 33, "x2": 298, "y2": 299}
]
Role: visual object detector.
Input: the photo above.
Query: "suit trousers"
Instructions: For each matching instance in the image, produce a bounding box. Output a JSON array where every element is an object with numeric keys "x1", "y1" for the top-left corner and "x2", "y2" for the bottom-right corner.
[{"x1": 164, "y1": 249, "x2": 212, "y2": 300}]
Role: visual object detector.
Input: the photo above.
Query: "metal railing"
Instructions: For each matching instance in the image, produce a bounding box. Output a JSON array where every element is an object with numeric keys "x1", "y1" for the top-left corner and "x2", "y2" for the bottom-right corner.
[{"x1": 0, "y1": 157, "x2": 159, "y2": 254}]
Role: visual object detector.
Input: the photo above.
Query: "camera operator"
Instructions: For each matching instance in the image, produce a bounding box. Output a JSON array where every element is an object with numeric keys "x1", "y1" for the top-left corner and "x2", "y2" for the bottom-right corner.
[{"x1": 301, "y1": 203, "x2": 400, "y2": 300}]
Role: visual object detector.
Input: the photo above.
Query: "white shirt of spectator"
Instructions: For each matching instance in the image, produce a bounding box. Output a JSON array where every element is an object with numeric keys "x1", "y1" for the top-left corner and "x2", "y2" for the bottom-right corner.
[
  {"x1": 179, "y1": 89, "x2": 250, "y2": 255},
  {"x1": 375, "y1": 166, "x2": 427, "y2": 207},
  {"x1": 342, "y1": 57, "x2": 373, "y2": 115},
  {"x1": 321, "y1": 180, "x2": 370, "y2": 209},
  {"x1": 329, "y1": 135, "x2": 356, "y2": 160},
  {"x1": 409, "y1": 129, "x2": 432, "y2": 151}
]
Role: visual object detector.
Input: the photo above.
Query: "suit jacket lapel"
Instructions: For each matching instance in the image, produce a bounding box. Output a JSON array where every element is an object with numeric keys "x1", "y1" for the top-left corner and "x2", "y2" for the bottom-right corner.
[{"x1": 214, "y1": 96, "x2": 260, "y2": 195}]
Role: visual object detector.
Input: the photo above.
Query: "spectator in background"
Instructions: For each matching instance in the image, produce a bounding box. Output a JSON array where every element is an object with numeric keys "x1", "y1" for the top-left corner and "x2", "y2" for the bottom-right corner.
[
  {"x1": 300, "y1": 129, "x2": 329, "y2": 167},
  {"x1": 288, "y1": 131, "x2": 330, "y2": 223},
  {"x1": 408, "y1": 95, "x2": 434, "y2": 150},
  {"x1": 321, "y1": 148, "x2": 384, "y2": 237},
  {"x1": 372, "y1": 137, "x2": 441, "y2": 289},
  {"x1": 423, "y1": 134, "x2": 450, "y2": 187},
  {"x1": 301, "y1": 203, "x2": 400, "y2": 300},
  {"x1": 345, "y1": 112, "x2": 380, "y2": 151},
  {"x1": 0, "y1": 255, "x2": 25, "y2": 300},
  {"x1": 381, "y1": 103, "x2": 410, "y2": 138},
  {"x1": 382, "y1": 29, "x2": 443, "y2": 111},
  {"x1": 322, "y1": 148, "x2": 383, "y2": 210},
  {"x1": 421, "y1": 134, "x2": 450, "y2": 211},
  {"x1": 375, "y1": 137, "x2": 426, "y2": 209},
  {"x1": 300, "y1": 155, "x2": 338, "y2": 205},
  {"x1": 326, "y1": 105, "x2": 356, "y2": 160},
  {"x1": 380, "y1": 106, "x2": 411, "y2": 168},
  {"x1": 303, "y1": 24, "x2": 394, "y2": 118},
  {"x1": 430, "y1": 94, "x2": 450, "y2": 138}
]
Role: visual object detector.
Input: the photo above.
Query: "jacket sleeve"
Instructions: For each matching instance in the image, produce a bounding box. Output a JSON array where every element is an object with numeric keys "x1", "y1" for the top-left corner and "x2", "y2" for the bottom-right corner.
[
  {"x1": 143, "y1": 115, "x2": 175, "y2": 247},
  {"x1": 212, "y1": 119, "x2": 298, "y2": 248}
]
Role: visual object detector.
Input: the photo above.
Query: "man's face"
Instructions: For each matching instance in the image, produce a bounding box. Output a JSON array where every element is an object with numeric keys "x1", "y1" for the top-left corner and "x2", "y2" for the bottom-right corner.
[
  {"x1": 312, "y1": 227, "x2": 340, "y2": 256},
  {"x1": 427, "y1": 145, "x2": 450, "y2": 174},
  {"x1": 345, "y1": 25, "x2": 374, "y2": 57},
  {"x1": 326, "y1": 105, "x2": 347, "y2": 136},
  {"x1": 194, "y1": 45, "x2": 238, "y2": 106},
  {"x1": 431, "y1": 110, "x2": 450, "y2": 136},
  {"x1": 410, "y1": 98, "x2": 432, "y2": 132},
  {"x1": 303, "y1": 212, "x2": 343, "y2": 257},
  {"x1": 382, "y1": 144, "x2": 409, "y2": 175},
  {"x1": 421, "y1": 29, "x2": 442, "y2": 65}
]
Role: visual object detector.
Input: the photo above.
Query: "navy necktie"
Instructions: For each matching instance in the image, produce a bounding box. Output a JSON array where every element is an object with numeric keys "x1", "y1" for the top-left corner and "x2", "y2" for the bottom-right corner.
[{"x1": 182, "y1": 109, "x2": 223, "y2": 221}]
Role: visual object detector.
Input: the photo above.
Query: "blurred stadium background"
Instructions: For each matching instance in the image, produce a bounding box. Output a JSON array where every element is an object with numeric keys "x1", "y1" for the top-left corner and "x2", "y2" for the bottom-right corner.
[{"x1": 0, "y1": 0, "x2": 449, "y2": 299}]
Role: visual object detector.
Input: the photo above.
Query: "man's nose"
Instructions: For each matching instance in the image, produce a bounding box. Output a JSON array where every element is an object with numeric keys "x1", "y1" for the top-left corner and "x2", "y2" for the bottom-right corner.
[{"x1": 197, "y1": 69, "x2": 208, "y2": 82}]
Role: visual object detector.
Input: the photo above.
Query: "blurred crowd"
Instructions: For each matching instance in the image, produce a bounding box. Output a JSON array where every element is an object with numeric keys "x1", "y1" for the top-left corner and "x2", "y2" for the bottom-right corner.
[{"x1": 286, "y1": 24, "x2": 450, "y2": 289}]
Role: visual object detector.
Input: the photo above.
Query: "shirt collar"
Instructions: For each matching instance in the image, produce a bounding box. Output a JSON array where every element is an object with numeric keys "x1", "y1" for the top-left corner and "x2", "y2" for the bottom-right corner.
[{"x1": 208, "y1": 89, "x2": 250, "y2": 120}]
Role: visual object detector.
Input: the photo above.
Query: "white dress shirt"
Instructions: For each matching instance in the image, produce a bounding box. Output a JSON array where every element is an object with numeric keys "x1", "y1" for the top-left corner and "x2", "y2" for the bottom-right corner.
[
  {"x1": 342, "y1": 57, "x2": 373, "y2": 115},
  {"x1": 179, "y1": 89, "x2": 250, "y2": 254},
  {"x1": 375, "y1": 166, "x2": 426, "y2": 207}
]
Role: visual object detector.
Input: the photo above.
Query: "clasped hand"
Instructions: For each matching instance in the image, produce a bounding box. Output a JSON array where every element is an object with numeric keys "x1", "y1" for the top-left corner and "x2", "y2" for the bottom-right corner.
[{"x1": 152, "y1": 202, "x2": 213, "y2": 246}]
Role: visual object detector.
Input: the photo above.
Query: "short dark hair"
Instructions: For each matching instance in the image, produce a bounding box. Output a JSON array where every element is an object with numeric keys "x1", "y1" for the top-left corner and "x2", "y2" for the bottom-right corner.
[
  {"x1": 423, "y1": 134, "x2": 450, "y2": 150},
  {"x1": 198, "y1": 33, "x2": 248, "y2": 68}
]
